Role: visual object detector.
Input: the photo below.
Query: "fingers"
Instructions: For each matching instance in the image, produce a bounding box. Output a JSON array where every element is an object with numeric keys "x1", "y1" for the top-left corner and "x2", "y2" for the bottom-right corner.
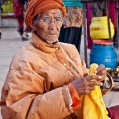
[
  {"x1": 81, "y1": 90, "x2": 93, "y2": 95},
  {"x1": 77, "y1": 82, "x2": 95, "y2": 95},
  {"x1": 95, "y1": 64, "x2": 106, "y2": 75},
  {"x1": 95, "y1": 64, "x2": 105, "y2": 72},
  {"x1": 89, "y1": 80, "x2": 103, "y2": 86},
  {"x1": 84, "y1": 76, "x2": 103, "y2": 86},
  {"x1": 95, "y1": 64, "x2": 107, "y2": 81},
  {"x1": 85, "y1": 75, "x2": 102, "y2": 81},
  {"x1": 72, "y1": 75, "x2": 104, "y2": 95},
  {"x1": 79, "y1": 82, "x2": 101, "y2": 95}
]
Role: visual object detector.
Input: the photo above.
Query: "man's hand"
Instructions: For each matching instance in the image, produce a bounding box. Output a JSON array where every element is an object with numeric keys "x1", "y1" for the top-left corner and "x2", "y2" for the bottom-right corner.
[
  {"x1": 71, "y1": 64, "x2": 107, "y2": 96},
  {"x1": 71, "y1": 75, "x2": 103, "y2": 96},
  {"x1": 95, "y1": 64, "x2": 107, "y2": 82}
]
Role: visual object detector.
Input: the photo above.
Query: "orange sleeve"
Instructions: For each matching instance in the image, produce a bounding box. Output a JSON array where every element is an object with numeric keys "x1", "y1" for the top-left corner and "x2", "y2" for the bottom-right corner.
[{"x1": 68, "y1": 83, "x2": 81, "y2": 110}]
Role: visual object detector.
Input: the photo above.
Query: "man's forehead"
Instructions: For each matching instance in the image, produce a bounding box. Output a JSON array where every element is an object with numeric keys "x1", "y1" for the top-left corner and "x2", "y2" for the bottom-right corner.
[{"x1": 41, "y1": 9, "x2": 62, "y2": 16}]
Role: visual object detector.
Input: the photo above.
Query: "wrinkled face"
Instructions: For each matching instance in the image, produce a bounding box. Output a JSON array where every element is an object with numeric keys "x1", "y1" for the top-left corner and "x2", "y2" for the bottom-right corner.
[{"x1": 33, "y1": 9, "x2": 63, "y2": 44}]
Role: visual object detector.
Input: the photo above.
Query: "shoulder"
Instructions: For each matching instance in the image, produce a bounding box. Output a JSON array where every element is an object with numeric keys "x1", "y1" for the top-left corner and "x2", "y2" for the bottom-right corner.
[
  {"x1": 10, "y1": 43, "x2": 40, "y2": 71},
  {"x1": 60, "y1": 42, "x2": 80, "y2": 58},
  {"x1": 13, "y1": 43, "x2": 32, "y2": 60},
  {"x1": 60, "y1": 42, "x2": 77, "y2": 51}
]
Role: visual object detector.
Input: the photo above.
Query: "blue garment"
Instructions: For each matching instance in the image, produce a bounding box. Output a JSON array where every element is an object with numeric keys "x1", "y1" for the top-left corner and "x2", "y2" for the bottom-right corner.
[{"x1": 63, "y1": 1, "x2": 83, "y2": 8}]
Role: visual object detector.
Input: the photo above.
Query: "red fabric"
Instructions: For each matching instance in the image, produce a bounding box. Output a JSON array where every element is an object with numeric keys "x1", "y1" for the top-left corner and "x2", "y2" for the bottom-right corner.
[
  {"x1": 68, "y1": 83, "x2": 81, "y2": 110},
  {"x1": 13, "y1": 0, "x2": 24, "y2": 17},
  {"x1": 12, "y1": 0, "x2": 24, "y2": 29},
  {"x1": 107, "y1": 105, "x2": 119, "y2": 119},
  {"x1": 25, "y1": 0, "x2": 66, "y2": 28},
  {"x1": 17, "y1": 16, "x2": 24, "y2": 29},
  {"x1": 86, "y1": 3, "x2": 93, "y2": 50}
]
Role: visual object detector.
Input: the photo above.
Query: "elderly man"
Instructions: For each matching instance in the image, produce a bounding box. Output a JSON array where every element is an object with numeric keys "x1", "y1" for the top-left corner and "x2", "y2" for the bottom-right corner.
[{"x1": 0, "y1": 0, "x2": 112, "y2": 119}]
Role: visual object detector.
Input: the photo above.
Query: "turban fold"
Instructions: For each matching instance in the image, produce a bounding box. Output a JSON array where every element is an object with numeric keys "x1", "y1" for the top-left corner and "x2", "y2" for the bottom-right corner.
[{"x1": 25, "y1": 0, "x2": 66, "y2": 28}]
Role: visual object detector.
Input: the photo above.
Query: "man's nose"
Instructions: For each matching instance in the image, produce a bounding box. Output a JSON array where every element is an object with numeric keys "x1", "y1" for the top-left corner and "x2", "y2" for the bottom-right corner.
[{"x1": 49, "y1": 20, "x2": 56, "y2": 29}]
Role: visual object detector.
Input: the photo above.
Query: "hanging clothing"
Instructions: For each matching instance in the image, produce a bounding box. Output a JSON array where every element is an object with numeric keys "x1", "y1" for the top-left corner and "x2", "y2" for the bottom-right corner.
[
  {"x1": 12, "y1": 0, "x2": 24, "y2": 31},
  {"x1": 13, "y1": 0, "x2": 24, "y2": 17},
  {"x1": 59, "y1": 1, "x2": 83, "y2": 53},
  {"x1": 63, "y1": 7, "x2": 83, "y2": 28},
  {"x1": 59, "y1": 26, "x2": 82, "y2": 52}
]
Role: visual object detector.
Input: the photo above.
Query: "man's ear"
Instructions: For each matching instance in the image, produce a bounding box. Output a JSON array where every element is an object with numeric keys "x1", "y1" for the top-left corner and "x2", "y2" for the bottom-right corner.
[{"x1": 30, "y1": 20, "x2": 36, "y2": 30}]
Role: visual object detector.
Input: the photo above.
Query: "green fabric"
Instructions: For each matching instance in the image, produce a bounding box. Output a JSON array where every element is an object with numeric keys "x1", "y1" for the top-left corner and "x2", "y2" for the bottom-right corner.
[{"x1": 63, "y1": 1, "x2": 83, "y2": 8}]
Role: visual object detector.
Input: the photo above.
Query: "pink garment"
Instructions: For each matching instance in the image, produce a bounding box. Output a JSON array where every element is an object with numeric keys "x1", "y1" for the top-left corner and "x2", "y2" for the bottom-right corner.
[
  {"x1": 17, "y1": 16, "x2": 24, "y2": 29},
  {"x1": 12, "y1": 0, "x2": 24, "y2": 29},
  {"x1": 86, "y1": 3, "x2": 93, "y2": 50},
  {"x1": 13, "y1": 0, "x2": 24, "y2": 17},
  {"x1": 109, "y1": 2, "x2": 117, "y2": 39},
  {"x1": 86, "y1": 2, "x2": 117, "y2": 50}
]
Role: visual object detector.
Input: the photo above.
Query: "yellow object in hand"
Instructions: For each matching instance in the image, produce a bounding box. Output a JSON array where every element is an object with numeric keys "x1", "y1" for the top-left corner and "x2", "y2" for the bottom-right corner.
[{"x1": 76, "y1": 63, "x2": 109, "y2": 119}]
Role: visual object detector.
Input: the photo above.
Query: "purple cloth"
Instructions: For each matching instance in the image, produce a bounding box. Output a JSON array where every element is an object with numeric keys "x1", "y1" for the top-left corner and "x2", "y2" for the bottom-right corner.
[
  {"x1": 107, "y1": 105, "x2": 119, "y2": 119},
  {"x1": 86, "y1": 3, "x2": 93, "y2": 50}
]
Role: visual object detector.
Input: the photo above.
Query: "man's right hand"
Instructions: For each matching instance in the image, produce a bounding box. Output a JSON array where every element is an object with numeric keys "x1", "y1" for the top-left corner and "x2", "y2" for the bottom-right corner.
[{"x1": 71, "y1": 75, "x2": 103, "y2": 96}]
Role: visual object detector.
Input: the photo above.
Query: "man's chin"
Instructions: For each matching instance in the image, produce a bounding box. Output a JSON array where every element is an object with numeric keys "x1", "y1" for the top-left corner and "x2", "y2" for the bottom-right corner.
[
  {"x1": 46, "y1": 36, "x2": 58, "y2": 41},
  {"x1": 46, "y1": 38, "x2": 58, "y2": 44}
]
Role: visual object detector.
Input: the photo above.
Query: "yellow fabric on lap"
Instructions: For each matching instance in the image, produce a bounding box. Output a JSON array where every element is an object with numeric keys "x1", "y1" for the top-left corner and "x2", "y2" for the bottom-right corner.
[{"x1": 76, "y1": 63, "x2": 109, "y2": 119}]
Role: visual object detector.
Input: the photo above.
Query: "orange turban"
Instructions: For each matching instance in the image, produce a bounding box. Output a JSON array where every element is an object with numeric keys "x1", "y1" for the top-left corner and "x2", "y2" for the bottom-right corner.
[{"x1": 25, "y1": 0, "x2": 66, "y2": 28}]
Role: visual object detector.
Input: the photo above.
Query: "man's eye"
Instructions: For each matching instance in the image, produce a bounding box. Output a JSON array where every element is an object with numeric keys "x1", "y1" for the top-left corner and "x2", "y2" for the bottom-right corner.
[
  {"x1": 43, "y1": 17, "x2": 50, "y2": 22},
  {"x1": 55, "y1": 17, "x2": 62, "y2": 21}
]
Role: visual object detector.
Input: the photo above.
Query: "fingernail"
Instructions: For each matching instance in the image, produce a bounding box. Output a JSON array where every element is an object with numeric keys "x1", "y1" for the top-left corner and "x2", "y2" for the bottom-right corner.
[
  {"x1": 100, "y1": 83, "x2": 103, "y2": 86},
  {"x1": 99, "y1": 76, "x2": 102, "y2": 79},
  {"x1": 95, "y1": 70, "x2": 97, "y2": 74}
]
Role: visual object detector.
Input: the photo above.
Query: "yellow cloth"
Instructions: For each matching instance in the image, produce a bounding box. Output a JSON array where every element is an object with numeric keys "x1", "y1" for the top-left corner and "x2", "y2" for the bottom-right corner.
[{"x1": 77, "y1": 63, "x2": 109, "y2": 119}]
